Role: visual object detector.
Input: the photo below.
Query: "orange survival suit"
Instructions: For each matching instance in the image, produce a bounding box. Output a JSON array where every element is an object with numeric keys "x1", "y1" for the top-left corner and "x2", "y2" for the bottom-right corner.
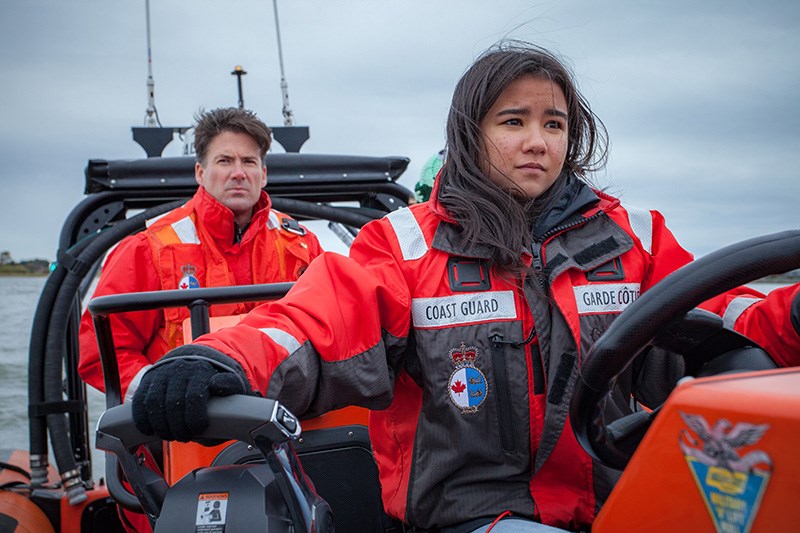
[{"x1": 78, "y1": 186, "x2": 323, "y2": 398}]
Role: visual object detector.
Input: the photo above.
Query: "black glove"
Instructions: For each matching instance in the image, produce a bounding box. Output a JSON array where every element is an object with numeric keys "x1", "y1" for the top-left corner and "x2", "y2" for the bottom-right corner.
[
  {"x1": 792, "y1": 290, "x2": 800, "y2": 337},
  {"x1": 132, "y1": 345, "x2": 253, "y2": 442}
]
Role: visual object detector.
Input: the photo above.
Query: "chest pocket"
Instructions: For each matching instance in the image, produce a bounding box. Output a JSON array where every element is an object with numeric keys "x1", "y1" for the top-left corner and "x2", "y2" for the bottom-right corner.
[{"x1": 273, "y1": 229, "x2": 313, "y2": 279}]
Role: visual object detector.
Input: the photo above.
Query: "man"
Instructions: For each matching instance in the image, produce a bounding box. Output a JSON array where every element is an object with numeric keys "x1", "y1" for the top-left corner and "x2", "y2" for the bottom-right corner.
[{"x1": 78, "y1": 107, "x2": 323, "y2": 400}]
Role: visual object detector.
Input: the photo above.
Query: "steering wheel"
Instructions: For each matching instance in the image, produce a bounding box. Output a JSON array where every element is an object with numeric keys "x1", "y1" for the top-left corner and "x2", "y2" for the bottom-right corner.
[{"x1": 570, "y1": 230, "x2": 800, "y2": 471}]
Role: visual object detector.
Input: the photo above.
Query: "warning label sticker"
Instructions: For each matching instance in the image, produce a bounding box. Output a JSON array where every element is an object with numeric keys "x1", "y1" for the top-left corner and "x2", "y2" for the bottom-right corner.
[{"x1": 195, "y1": 492, "x2": 229, "y2": 532}]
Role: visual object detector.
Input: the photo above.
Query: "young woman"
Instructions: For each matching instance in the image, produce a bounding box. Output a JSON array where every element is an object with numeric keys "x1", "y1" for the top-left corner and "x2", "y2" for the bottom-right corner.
[{"x1": 131, "y1": 42, "x2": 800, "y2": 532}]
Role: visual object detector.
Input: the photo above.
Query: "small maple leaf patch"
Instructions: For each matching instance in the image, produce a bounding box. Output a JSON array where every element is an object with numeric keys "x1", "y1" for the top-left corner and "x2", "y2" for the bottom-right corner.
[{"x1": 451, "y1": 380, "x2": 466, "y2": 395}]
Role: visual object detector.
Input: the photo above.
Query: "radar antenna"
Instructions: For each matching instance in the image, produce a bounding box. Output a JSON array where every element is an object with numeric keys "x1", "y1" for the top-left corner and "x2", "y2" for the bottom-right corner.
[
  {"x1": 143, "y1": 0, "x2": 161, "y2": 127},
  {"x1": 268, "y1": 0, "x2": 309, "y2": 152},
  {"x1": 132, "y1": 0, "x2": 189, "y2": 157},
  {"x1": 273, "y1": 0, "x2": 294, "y2": 126}
]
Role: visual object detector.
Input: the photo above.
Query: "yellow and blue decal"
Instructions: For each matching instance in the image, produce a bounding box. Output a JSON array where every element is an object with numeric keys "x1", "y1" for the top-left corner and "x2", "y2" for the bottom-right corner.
[{"x1": 679, "y1": 411, "x2": 772, "y2": 533}]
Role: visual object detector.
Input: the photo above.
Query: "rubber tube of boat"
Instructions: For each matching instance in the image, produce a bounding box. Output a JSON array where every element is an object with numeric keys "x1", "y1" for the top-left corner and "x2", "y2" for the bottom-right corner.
[
  {"x1": 27, "y1": 264, "x2": 68, "y2": 486},
  {"x1": 270, "y1": 196, "x2": 375, "y2": 228},
  {"x1": 39, "y1": 201, "x2": 183, "y2": 502},
  {"x1": 30, "y1": 193, "x2": 127, "y2": 485},
  {"x1": 27, "y1": 236, "x2": 95, "y2": 487}
]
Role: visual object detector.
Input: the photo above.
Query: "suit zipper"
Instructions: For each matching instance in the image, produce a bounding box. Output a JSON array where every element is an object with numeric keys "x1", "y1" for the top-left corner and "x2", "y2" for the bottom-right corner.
[
  {"x1": 489, "y1": 334, "x2": 517, "y2": 454},
  {"x1": 489, "y1": 327, "x2": 536, "y2": 454}
]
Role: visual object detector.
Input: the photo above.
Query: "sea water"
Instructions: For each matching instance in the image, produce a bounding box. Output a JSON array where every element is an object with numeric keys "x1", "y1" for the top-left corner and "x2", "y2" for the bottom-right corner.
[
  {"x1": 0, "y1": 276, "x2": 792, "y2": 481},
  {"x1": 0, "y1": 275, "x2": 107, "y2": 479}
]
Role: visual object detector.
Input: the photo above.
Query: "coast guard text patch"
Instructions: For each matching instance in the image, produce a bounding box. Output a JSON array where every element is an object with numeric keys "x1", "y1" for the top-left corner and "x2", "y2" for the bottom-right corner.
[{"x1": 411, "y1": 291, "x2": 516, "y2": 328}]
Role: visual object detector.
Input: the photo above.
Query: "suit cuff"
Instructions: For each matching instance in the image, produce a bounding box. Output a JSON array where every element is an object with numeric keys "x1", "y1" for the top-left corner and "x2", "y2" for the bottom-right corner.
[{"x1": 124, "y1": 364, "x2": 152, "y2": 403}]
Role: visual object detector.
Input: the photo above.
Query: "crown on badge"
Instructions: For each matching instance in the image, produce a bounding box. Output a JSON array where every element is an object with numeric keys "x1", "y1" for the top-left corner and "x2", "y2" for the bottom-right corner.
[
  {"x1": 181, "y1": 263, "x2": 197, "y2": 276},
  {"x1": 450, "y1": 341, "x2": 478, "y2": 368}
]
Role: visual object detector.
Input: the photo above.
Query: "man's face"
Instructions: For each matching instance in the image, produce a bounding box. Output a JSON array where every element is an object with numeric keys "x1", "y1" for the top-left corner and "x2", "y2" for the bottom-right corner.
[{"x1": 195, "y1": 131, "x2": 267, "y2": 224}]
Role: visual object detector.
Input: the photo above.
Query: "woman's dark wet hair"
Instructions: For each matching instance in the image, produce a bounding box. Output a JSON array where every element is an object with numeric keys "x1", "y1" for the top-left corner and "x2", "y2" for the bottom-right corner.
[{"x1": 437, "y1": 41, "x2": 608, "y2": 276}]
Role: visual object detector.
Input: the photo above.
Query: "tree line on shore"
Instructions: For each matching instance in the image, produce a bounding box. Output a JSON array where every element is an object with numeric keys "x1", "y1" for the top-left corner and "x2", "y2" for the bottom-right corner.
[{"x1": 0, "y1": 251, "x2": 50, "y2": 275}]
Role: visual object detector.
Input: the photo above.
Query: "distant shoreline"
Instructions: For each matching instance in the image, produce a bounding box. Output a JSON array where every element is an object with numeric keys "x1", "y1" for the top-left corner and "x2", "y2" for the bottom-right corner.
[
  {"x1": 0, "y1": 259, "x2": 51, "y2": 276},
  {"x1": 758, "y1": 274, "x2": 798, "y2": 284}
]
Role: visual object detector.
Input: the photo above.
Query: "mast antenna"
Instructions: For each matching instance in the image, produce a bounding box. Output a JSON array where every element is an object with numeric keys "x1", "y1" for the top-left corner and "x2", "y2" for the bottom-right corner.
[
  {"x1": 143, "y1": 0, "x2": 161, "y2": 127},
  {"x1": 133, "y1": 0, "x2": 189, "y2": 157},
  {"x1": 272, "y1": 0, "x2": 295, "y2": 126},
  {"x1": 231, "y1": 65, "x2": 247, "y2": 109}
]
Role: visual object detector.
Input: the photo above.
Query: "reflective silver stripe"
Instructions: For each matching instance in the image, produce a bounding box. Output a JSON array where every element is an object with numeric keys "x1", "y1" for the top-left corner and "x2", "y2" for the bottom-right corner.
[
  {"x1": 626, "y1": 206, "x2": 653, "y2": 254},
  {"x1": 259, "y1": 327, "x2": 302, "y2": 354},
  {"x1": 267, "y1": 211, "x2": 281, "y2": 230},
  {"x1": 170, "y1": 216, "x2": 200, "y2": 244},
  {"x1": 723, "y1": 297, "x2": 761, "y2": 328},
  {"x1": 386, "y1": 208, "x2": 428, "y2": 260}
]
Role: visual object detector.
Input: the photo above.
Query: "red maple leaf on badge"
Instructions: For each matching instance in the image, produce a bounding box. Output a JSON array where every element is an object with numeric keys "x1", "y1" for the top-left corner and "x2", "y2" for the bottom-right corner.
[
  {"x1": 451, "y1": 380, "x2": 466, "y2": 395},
  {"x1": 179, "y1": 281, "x2": 188, "y2": 289}
]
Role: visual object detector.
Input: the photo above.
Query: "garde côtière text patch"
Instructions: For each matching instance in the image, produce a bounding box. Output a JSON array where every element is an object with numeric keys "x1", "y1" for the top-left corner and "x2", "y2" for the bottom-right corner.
[{"x1": 573, "y1": 283, "x2": 640, "y2": 315}]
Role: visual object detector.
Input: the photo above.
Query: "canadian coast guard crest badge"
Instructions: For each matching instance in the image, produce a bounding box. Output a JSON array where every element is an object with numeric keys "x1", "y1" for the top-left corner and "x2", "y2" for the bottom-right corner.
[
  {"x1": 178, "y1": 264, "x2": 200, "y2": 290},
  {"x1": 447, "y1": 342, "x2": 488, "y2": 414},
  {"x1": 679, "y1": 412, "x2": 772, "y2": 533}
]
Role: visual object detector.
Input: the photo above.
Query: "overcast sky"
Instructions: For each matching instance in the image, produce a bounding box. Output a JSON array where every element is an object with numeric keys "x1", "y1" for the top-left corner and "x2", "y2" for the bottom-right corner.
[{"x1": 1, "y1": 0, "x2": 797, "y2": 261}]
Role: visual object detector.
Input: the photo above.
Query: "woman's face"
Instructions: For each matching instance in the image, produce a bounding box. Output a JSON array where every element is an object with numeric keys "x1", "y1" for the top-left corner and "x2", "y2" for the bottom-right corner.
[{"x1": 479, "y1": 75, "x2": 568, "y2": 198}]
